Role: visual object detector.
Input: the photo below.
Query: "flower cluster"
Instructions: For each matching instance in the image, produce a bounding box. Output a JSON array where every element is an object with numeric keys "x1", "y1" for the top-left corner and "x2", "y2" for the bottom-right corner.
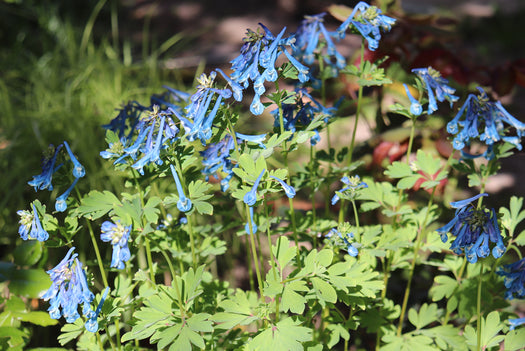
[
  {"x1": 436, "y1": 193, "x2": 505, "y2": 263},
  {"x1": 447, "y1": 87, "x2": 525, "y2": 156},
  {"x1": 412, "y1": 67, "x2": 458, "y2": 115},
  {"x1": 337, "y1": 1, "x2": 396, "y2": 51},
  {"x1": 17, "y1": 203, "x2": 49, "y2": 241},
  {"x1": 41, "y1": 248, "x2": 96, "y2": 327},
  {"x1": 326, "y1": 228, "x2": 358, "y2": 256},
  {"x1": 497, "y1": 258, "x2": 525, "y2": 300},
  {"x1": 201, "y1": 135, "x2": 237, "y2": 191},
  {"x1": 331, "y1": 175, "x2": 368, "y2": 205},
  {"x1": 229, "y1": 24, "x2": 309, "y2": 115},
  {"x1": 100, "y1": 220, "x2": 132, "y2": 269},
  {"x1": 293, "y1": 13, "x2": 346, "y2": 76}
]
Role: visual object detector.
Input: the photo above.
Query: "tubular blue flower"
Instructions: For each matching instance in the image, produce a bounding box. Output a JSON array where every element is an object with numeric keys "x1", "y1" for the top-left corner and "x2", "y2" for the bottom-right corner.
[
  {"x1": 235, "y1": 132, "x2": 267, "y2": 149},
  {"x1": 85, "y1": 287, "x2": 110, "y2": 333},
  {"x1": 55, "y1": 178, "x2": 79, "y2": 212},
  {"x1": 270, "y1": 175, "x2": 296, "y2": 198},
  {"x1": 326, "y1": 228, "x2": 358, "y2": 256},
  {"x1": 497, "y1": 258, "x2": 525, "y2": 300},
  {"x1": 447, "y1": 87, "x2": 525, "y2": 154},
  {"x1": 200, "y1": 135, "x2": 236, "y2": 192},
  {"x1": 41, "y1": 247, "x2": 95, "y2": 325},
  {"x1": 17, "y1": 204, "x2": 49, "y2": 241},
  {"x1": 28, "y1": 144, "x2": 63, "y2": 192},
  {"x1": 412, "y1": 67, "x2": 458, "y2": 114},
  {"x1": 436, "y1": 194, "x2": 505, "y2": 263},
  {"x1": 509, "y1": 317, "x2": 525, "y2": 330},
  {"x1": 132, "y1": 115, "x2": 166, "y2": 174},
  {"x1": 216, "y1": 68, "x2": 243, "y2": 102},
  {"x1": 63, "y1": 141, "x2": 85, "y2": 178},
  {"x1": 293, "y1": 13, "x2": 346, "y2": 73},
  {"x1": 245, "y1": 206, "x2": 258, "y2": 235},
  {"x1": 337, "y1": 2, "x2": 396, "y2": 51},
  {"x1": 243, "y1": 169, "x2": 266, "y2": 206},
  {"x1": 170, "y1": 164, "x2": 192, "y2": 212},
  {"x1": 403, "y1": 84, "x2": 422, "y2": 116},
  {"x1": 100, "y1": 220, "x2": 132, "y2": 269},
  {"x1": 331, "y1": 175, "x2": 368, "y2": 205}
]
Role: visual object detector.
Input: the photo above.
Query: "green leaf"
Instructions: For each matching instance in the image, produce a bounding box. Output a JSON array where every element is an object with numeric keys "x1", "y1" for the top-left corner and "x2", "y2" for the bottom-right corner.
[
  {"x1": 407, "y1": 303, "x2": 439, "y2": 330},
  {"x1": 143, "y1": 196, "x2": 161, "y2": 223},
  {"x1": 281, "y1": 280, "x2": 308, "y2": 314},
  {"x1": 463, "y1": 311, "x2": 505, "y2": 349},
  {"x1": 214, "y1": 290, "x2": 260, "y2": 330},
  {"x1": 8, "y1": 268, "x2": 51, "y2": 298},
  {"x1": 188, "y1": 180, "x2": 214, "y2": 215},
  {"x1": 385, "y1": 162, "x2": 414, "y2": 179},
  {"x1": 504, "y1": 328, "x2": 525, "y2": 351},
  {"x1": 311, "y1": 277, "x2": 337, "y2": 304},
  {"x1": 12, "y1": 241, "x2": 42, "y2": 266},
  {"x1": 326, "y1": 323, "x2": 350, "y2": 349},
  {"x1": 75, "y1": 190, "x2": 121, "y2": 220},
  {"x1": 429, "y1": 275, "x2": 458, "y2": 302},
  {"x1": 381, "y1": 334, "x2": 435, "y2": 351},
  {"x1": 272, "y1": 236, "x2": 296, "y2": 273},
  {"x1": 0, "y1": 326, "x2": 28, "y2": 349},
  {"x1": 248, "y1": 318, "x2": 312, "y2": 351},
  {"x1": 58, "y1": 318, "x2": 84, "y2": 346}
]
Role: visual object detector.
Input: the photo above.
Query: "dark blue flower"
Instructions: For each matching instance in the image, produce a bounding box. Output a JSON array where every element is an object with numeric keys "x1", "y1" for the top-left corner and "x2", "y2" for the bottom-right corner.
[
  {"x1": 17, "y1": 204, "x2": 49, "y2": 241},
  {"x1": 41, "y1": 247, "x2": 95, "y2": 324},
  {"x1": 85, "y1": 287, "x2": 110, "y2": 333},
  {"x1": 55, "y1": 178, "x2": 79, "y2": 212},
  {"x1": 100, "y1": 220, "x2": 131, "y2": 269},
  {"x1": 447, "y1": 87, "x2": 525, "y2": 153},
  {"x1": 497, "y1": 258, "x2": 525, "y2": 300},
  {"x1": 436, "y1": 193, "x2": 506, "y2": 263},
  {"x1": 28, "y1": 144, "x2": 63, "y2": 192},
  {"x1": 337, "y1": 2, "x2": 396, "y2": 51},
  {"x1": 412, "y1": 67, "x2": 458, "y2": 115},
  {"x1": 63, "y1": 141, "x2": 85, "y2": 179},
  {"x1": 293, "y1": 13, "x2": 346, "y2": 74},
  {"x1": 170, "y1": 164, "x2": 192, "y2": 212},
  {"x1": 243, "y1": 169, "x2": 266, "y2": 206},
  {"x1": 326, "y1": 228, "x2": 358, "y2": 256},
  {"x1": 270, "y1": 175, "x2": 296, "y2": 198},
  {"x1": 245, "y1": 206, "x2": 258, "y2": 235},
  {"x1": 331, "y1": 175, "x2": 368, "y2": 205}
]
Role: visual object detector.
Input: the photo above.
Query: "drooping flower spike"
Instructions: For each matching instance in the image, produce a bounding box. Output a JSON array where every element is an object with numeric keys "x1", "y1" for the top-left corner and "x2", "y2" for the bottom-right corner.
[
  {"x1": 243, "y1": 169, "x2": 266, "y2": 206},
  {"x1": 326, "y1": 228, "x2": 358, "y2": 257},
  {"x1": 63, "y1": 141, "x2": 85, "y2": 179},
  {"x1": 28, "y1": 144, "x2": 63, "y2": 192},
  {"x1": 447, "y1": 87, "x2": 525, "y2": 153},
  {"x1": 337, "y1": 1, "x2": 396, "y2": 51},
  {"x1": 170, "y1": 164, "x2": 192, "y2": 212},
  {"x1": 411, "y1": 67, "x2": 458, "y2": 115},
  {"x1": 41, "y1": 247, "x2": 95, "y2": 325},
  {"x1": 497, "y1": 258, "x2": 525, "y2": 300},
  {"x1": 55, "y1": 178, "x2": 79, "y2": 212},
  {"x1": 245, "y1": 206, "x2": 258, "y2": 235},
  {"x1": 436, "y1": 193, "x2": 506, "y2": 263},
  {"x1": 17, "y1": 203, "x2": 49, "y2": 241},
  {"x1": 270, "y1": 175, "x2": 296, "y2": 198},
  {"x1": 85, "y1": 287, "x2": 110, "y2": 333},
  {"x1": 100, "y1": 220, "x2": 132, "y2": 269}
]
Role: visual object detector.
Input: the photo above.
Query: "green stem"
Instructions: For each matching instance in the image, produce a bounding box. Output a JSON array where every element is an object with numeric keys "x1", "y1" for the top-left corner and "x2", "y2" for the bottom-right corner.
[
  {"x1": 264, "y1": 199, "x2": 280, "y2": 322},
  {"x1": 476, "y1": 263, "x2": 484, "y2": 351},
  {"x1": 351, "y1": 200, "x2": 360, "y2": 238},
  {"x1": 397, "y1": 187, "x2": 437, "y2": 336},
  {"x1": 160, "y1": 250, "x2": 186, "y2": 318},
  {"x1": 245, "y1": 204, "x2": 264, "y2": 298},
  {"x1": 310, "y1": 145, "x2": 318, "y2": 248}
]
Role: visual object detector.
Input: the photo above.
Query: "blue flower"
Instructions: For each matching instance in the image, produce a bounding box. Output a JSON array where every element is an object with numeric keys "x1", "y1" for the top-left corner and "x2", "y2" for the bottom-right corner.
[
  {"x1": 293, "y1": 13, "x2": 346, "y2": 74},
  {"x1": 17, "y1": 204, "x2": 49, "y2": 241},
  {"x1": 41, "y1": 247, "x2": 95, "y2": 324},
  {"x1": 245, "y1": 206, "x2": 258, "y2": 235},
  {"x1": 55, "y1": 178, "x2": 79, "y2": 212},
  {"x1": 100, "y1": 220, "x2": 131, "y2": 269},
  {"x1": 270, "y1": 175, "x2": 296, "y2": 198},
  {"x1": 412, "y1": 67, "x2": 458, "y2": 114},
  {"x1": 85, "y1": 287, "x2": 110, "y2": 333},
  {"x1": 229, "y1": 23, "x2": 309, "y2": 115},
  {"x1": 63, "y1": 141, "x2": 85, "y2": 179},
  {"x1": 200, "y1": 135, "x2": 236, "y2": 192},
  {"x1": 326, "y1": 228, "x2": 358, "y2": 256},
  {"x1": 331, "y1": 175, "x2": 368, "y2": 205},
  {"x1": 243, "y1": 169, "x2": 266, "y2": 206},
  {"x1": 131, "y1": 114, "x2": 167, "y2": 174},
  {"x1": 447, "y1": 87, "x2": 525, "y2": 153},
  {"x1": 170, "y1": 164, "x2": 192, "y2": 212},
  {"x1": 497, "y1": 258, "x2": 525, "y2": 300},
  {"x1": 28, "y1": 144, "x2": 63, "y2": 192},
  {"x1": 509, "y1": 317, "x2": 525, "y2": 330},
  {"x1": 436, "y1": 193, "x2": 505, "y2": 263},
  {"x1": 403, "y1": 84, "x2": 422, "y2": 116},
  {"x1": 337, "y1": 2, "x2": 396, "y2": 51}
]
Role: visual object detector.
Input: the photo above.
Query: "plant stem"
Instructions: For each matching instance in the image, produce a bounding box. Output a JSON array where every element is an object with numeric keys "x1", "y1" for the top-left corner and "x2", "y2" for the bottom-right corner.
[
  {"x1": 396, "y1": 187, "x2": 436, "y2": 336},
  {"x1": 310, "y1": 145, "x2": 318, "y2": 248},
  {"x1": 264, "y1": 198, "x2": 280, "y2": 322},
  {"x1": 246, "y1": 204, "x2": 264, "y2": 298},
  {"x1": 476, "y1": 263, "x2": 484, "y2": 351}
]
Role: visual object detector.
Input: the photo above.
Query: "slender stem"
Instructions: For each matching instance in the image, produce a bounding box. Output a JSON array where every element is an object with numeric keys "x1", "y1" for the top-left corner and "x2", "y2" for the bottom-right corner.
[
  {"x1": 351, "y1": 200, "x2": 360, "y2": 238},
  {"x1": 264, "y1": 198, "x2": 280, "y2": 322},
  {"x1": 160, "y1": 250, "x2": 186, "y2": 318},
  {"x1": 397, "y1": 187, "x2": 437, "y2": 336},
  {"x1": 443, "y1": 256, "x2": 467, "y2": 325},
  {"x1": 476, "y1": 263, "x2": 484, "y2": 351},
  {"x1": 310, "y1": 145, "x2": 318, "y2": 248},
  {"x1": 104, "y1": 325, "x2": 116, "y2": 351},
  {"x1": 246, "y1": 204, "x2": 264, "y2": 298}
]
